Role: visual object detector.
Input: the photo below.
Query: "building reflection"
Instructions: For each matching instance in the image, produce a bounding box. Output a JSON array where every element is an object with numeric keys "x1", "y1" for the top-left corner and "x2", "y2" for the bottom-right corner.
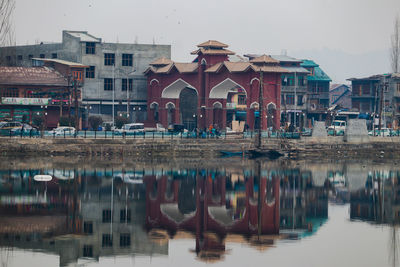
[{"x1": 0, "y1": 164, "x2": 362, "y2": 265}]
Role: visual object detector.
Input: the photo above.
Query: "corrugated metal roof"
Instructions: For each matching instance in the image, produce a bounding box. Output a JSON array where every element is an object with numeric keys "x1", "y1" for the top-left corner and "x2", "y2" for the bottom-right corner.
[
  {"x1": 197, "y1": 40, "x2": 228, "y2": 48},
  {"x1": 32, "y1": 58, "x2": 88, "y2": 68},
  {"x1": 300, "y1": 59, "x2": 319, "y2": 68},
  {"x1": 270, "y1": 55, "x2": 302, "y2": 63},
  {"x1": 0, "y1": 66, "x2": 68, "y2": 86},
  {"x1": 65, "y1": 31, "x2": 101, "y2": 42},
  {"x1": 249, "y1": 55, "x2": 279, "y2": 64},
  {"x1": 307, "y1": 66, "x2": 331, "y2": 82},
  {"x1": 191, "y1": 48, "x2": 235, "y2": 55},
  {"x1": 281, "y1": 66, "x2": 309, "y2": 74}
]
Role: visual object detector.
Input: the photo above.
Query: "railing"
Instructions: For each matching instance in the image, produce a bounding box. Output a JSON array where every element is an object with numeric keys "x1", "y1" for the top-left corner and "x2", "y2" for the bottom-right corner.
[{"x1": 3, "y1": 129, "x2": 400, "y2": 140}]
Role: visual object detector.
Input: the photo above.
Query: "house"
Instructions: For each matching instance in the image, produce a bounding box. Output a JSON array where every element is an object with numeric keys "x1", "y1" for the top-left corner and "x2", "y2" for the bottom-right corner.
[
  {"x1": 0, "y1": 31, "x2": 171, "y2": 123},
  {"x1": 0, "y1": 58, "x2": 86, "y2": 129},
  {"x1": 300, "y1": 60, "x2": 331, "y2": 124}
]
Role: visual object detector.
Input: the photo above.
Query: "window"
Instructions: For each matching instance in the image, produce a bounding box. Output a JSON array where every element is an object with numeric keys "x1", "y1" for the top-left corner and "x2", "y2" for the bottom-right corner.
[
  {"x1": 17, "y1": 55, "x2": 22, "y2": 60},
  {"x1": 6, "y1": 56, "x2": 11, "y2": 62},
  {"x1": 104, "y1": 78, "x2": 113, "y2": 91},
  {"x1": 2, "y1": 88, "x2": 19, "y2": 97},
  {"x1": 28, "y1": 55, "x2": 33, "y2": 60},
  {"x1": 73, "y1": 70, "x2": 82, "y2": 81},
  {"x1": 120, "y1": 234, "x2": 131, "y2": 247},
  {"x1": 86, "y1": 66, "x2": 95, "y2": 79},
  {"x1": 286, "y1": 95, "x2": 294, "y2": 105},
  {"x1": 397, "y1": 83, "x2": 400, "y2": 93},
  {"x1": 39, "y1": 54, "x2": 45, "y2": 58},
  {"x1": 122, "y1": 79, "x2": 133, "y2": 91},
  {"x1": 104, "y1": 53, "x2": 115, "y2": 66},
  {"x1": 51, "y1": 53, "x2": 57, "y2": 59},
  {"x1": 120, "y1": 209, "x2": 131, "y2": 223},
  {"x1": 83, "y1": 245, "x2": 93, "y2": 257},
  {"x1": 362, "y1": 84, "x2": 370, "y2": 95},
  {"x1": 102, "y1": 209, "x2": 112, "y2": 222},
  {"x1": 102, "y1": 234, "x2": 113, "y2": 247},
  {"x1": 86, "y1": 42, "x2": 96, "y2": 54},
  {"x1": 297, "y1": 95, "x2": 303, "y2": 105},
  {"x1": 238, "y1": 95, "x2": 246, "y2": 105},
  {"x1": 122, "y1": 54, "x2": 133, "y2": 66},
  {"x1": 83, "y1": 222, "x2": 93, "y2": 234}
]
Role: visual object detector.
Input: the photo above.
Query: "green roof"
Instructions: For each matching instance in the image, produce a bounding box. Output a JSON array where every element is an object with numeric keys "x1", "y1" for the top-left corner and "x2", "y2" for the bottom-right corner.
[
  {"x1": 300, "y1": 59, "x2": 318, "y2": 68},
  {"x1": 300, "y1": 59, "x2": 331, "y2": 82}
]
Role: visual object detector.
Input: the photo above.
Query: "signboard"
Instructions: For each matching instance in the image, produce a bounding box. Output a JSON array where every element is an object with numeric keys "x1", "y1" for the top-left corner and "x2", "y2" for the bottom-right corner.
[{"x1": 1, "y1": 97, "x2": 51, "y2": 105}]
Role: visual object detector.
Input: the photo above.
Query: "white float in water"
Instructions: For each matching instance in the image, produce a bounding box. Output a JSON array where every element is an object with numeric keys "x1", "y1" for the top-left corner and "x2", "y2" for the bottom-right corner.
[{"x1": 34, "y1": 175, "x2": 52, "y2": 182}]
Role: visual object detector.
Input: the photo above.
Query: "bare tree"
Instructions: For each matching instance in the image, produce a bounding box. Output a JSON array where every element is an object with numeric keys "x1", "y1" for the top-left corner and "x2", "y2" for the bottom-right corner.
[
  {"x1": 391, "y1": 15, "x2": 400, "y2": 73},
  {"x1": 0, "y1": 0, "x2": 15, "y2": 46}
]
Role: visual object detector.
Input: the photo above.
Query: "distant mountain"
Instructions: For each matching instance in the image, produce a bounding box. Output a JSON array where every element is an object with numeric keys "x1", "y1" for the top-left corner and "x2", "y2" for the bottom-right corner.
[{"x1": 291, "y1": 48, "x2": 391, "y2": 84}]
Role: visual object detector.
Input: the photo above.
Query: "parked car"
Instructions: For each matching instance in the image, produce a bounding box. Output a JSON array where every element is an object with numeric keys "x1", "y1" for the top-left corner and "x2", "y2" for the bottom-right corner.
[
  {"x1": 327, "y1": 120, "x2": 346, "y2": 136},
  {"x1": 368, "y1": 128, "x2": 398, "y2": 137},
  {"x1": 144, "y1": 123, "x2": 166, "y2": 132},
  {"x1": 168, "y1": 124, "x2": 185, "y2": 133},
  {"x1": 0, "y1": 121, "x2": 23, "y2": 136},
  {"x1": 10, "y1": 124, "x2": 39, "y2": 136},
  {"x1": 115, "y1": 123, "x2": 145, "y2": 135},
  {"x1": 48, "y1": 126, "x2": 76, "y2": 136}
]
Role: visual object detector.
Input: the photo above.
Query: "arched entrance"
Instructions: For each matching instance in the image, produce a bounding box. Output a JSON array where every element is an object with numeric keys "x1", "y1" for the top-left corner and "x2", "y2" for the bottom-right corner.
[
  {"x1": 166, "y1": 102, "x2": 175, "y2": 126},
  {"x1": 209, "y1": 78, "x2": 247, "y2": 131},
  {"x1": 179, "y1": 88, "x2": 198, "y2": 130},
  {"x1": 213, "y1": 102, "x2": 223, "y2": 129},
  {"x1": 267, "y1": 103, "x2": 276, "y2": 129},
  {"x1": 150, "y1": 102, "x2": 159, "y2": 122}
]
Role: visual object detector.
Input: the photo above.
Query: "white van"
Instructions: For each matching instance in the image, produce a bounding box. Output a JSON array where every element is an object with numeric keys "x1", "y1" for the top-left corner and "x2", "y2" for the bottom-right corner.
[{"x1": 116, "y1": 123, "x2": 144, "y2": 134}]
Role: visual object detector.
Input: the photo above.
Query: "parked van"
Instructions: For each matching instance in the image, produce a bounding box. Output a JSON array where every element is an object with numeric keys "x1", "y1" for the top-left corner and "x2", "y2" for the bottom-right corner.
[
  {"x1": 327, "y1": 120, "x2": 346, "y2": 136},
  {"x1": 116, "y1": 123, "x2": 144, "y2": 134}
]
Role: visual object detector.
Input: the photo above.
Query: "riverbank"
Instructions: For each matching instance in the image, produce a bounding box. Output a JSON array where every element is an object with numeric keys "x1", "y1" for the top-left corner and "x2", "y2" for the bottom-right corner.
[{"x1": 1, "y1": 136, "x2": 399, "y2": 160}]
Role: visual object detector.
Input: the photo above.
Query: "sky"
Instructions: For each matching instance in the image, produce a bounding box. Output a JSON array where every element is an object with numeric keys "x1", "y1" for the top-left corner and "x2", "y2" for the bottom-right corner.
[{"x1": 12, "y1": 0, "x2": 400, "y2": 83}]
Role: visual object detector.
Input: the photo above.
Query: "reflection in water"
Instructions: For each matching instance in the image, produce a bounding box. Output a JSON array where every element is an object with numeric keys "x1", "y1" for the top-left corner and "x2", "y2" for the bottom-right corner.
[{"x1": 0, "y1": 163, "x2": 400, "y2": 266}]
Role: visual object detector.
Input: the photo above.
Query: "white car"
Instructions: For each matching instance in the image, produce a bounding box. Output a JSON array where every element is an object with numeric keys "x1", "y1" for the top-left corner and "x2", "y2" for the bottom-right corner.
[
  {"x1": 48, "y1": 126, "x2": 76, "y2": 136},
  {"x1": 115, "y1": 123, "x2": 145, "y2": 134}
]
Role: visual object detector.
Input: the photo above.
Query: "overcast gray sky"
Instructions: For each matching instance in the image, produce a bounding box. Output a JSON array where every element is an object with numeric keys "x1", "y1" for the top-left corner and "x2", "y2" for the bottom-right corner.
[{"x1": 13, "y1": 0, "x2": 400, "y2": 82}]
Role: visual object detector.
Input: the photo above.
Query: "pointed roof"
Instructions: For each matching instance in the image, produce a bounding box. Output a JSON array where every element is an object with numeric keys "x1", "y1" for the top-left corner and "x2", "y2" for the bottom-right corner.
[
  {"x1": 150, "y1": 57, "x2": 173, "y2": 66},
  {"x1": 205, "y1": 61, "x2": 289, "y2": 74},
  {"x1": 190, "y1": 47, "x2": 235, "y2": 55},
  {"x1": 144, "y1": 62, "x2": 198, "y2": 75},
  {"x1": 197, "y1": 40, "x2": 228, "y2": 48},
  {"x1": 249, "y1": 55, "x2": 279, "y2": 64}
]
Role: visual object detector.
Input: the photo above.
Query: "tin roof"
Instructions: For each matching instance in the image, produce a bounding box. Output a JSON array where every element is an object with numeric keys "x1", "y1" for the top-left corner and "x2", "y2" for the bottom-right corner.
[
  {"x1": 204, "y1": 61, "x2": 289, "y2": 74},
  {"x1": 307, "y1": 66, "x2": 331, "y2": 82},
  {"x1": 281, "y1": 66, "x2": 309, "y2": 74},
  {"x1": 197, "y1": 40, "x2": 229, "y2": 48},
  {"x1": 249, "y1": 55, "x2": 279, "y2": 64},
  {"x1": 0, "y1": 66, "x2": 68, "y2": 86},
  {"x1": 300, "y1": 59, "x2": 319, "y2": 68},
  {"x1": 144, "y1": 62, "x2": 198, "y2": 74},
  {"x1": 32, "y1": 58, "x2": 88, "y2": 68},
  {"x1": 191, "y1": 47, "x2": 235, "y2": 55},
  {"x1": 65, "y1": 31, "x2": 101, "y2": 43},
  {"x1": 150, "y1": 57, "x2": 173, "y2": 66},
  {"x1": 270, "y1": 55, "x2": 303, "y2": 63}
]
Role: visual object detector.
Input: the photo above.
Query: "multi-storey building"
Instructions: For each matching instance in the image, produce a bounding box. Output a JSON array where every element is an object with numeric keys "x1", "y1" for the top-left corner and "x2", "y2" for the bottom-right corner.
[
  {"x1": 300, "y1": 60, "x2": 331, "y2": 124},
  {"x1": 329, "y1": 84, "x2": 352, "y2": 110},
  {"x1": 348, "y1": 74, "x2": 400, "y2": 128},
  {"x1": 0, "y1": 31, "x2": 171, "y2": 122}
]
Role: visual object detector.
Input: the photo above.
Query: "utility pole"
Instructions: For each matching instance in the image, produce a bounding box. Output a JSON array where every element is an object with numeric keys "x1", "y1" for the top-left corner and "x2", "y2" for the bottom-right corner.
[
  {"x1": 294, "y1": 71, "x2": 297, "y2": 129},
  {"x1": 257, "y1": 70, "x2": 264, "y2": 149},
  {"x1": 378, "y1": 77, "x2": 386, "y2": 131},
  {"x1": 74, "y1": 78, "x2": 79, "y2": 130}
]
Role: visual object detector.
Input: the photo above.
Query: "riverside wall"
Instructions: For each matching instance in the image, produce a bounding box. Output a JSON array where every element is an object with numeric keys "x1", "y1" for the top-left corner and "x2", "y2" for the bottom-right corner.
[{"x1": 1, "y1": 136, "x2": 400, "y2": 160}]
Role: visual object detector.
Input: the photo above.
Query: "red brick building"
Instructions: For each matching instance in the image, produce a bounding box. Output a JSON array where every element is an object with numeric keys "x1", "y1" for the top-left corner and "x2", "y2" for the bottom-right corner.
[
  {"x1": 145, "y1": 41, "x2": 289, "y2": 131},
  {"x1": 0, "y1": 59, "x2": 86, "y2": 129}
]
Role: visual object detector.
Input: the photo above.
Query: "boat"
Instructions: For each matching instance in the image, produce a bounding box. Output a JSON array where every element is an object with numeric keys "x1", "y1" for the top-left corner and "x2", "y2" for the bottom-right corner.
[
  {"x1": 248, "y1": 149, "x2": 283, "y2": 159},
  {"x1": 219, "y1": 151, "x2": 244, "y2": 157},
  {"x1": 33, "y1": 175, "x2": 52, "y2": 182}
]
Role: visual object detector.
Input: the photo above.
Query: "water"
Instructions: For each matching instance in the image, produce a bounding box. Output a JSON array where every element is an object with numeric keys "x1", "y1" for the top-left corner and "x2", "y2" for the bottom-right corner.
[{"x1": 0, "y1": 158, "x2": 399, "y2": 267}]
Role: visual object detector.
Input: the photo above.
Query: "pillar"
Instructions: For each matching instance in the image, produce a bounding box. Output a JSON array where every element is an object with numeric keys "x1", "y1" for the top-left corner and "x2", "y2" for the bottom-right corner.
[{"x1": 247, "y1": 109, "x2": 255, "y2": 130}]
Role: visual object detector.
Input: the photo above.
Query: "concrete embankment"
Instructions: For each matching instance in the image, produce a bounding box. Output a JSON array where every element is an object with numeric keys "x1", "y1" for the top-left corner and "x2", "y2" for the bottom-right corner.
[{"x1": 0, "y1": 136, "x2": 399, "y2": 159}]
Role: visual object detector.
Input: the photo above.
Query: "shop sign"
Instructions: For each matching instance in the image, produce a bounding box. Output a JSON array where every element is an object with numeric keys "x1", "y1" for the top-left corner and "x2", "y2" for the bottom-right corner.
[{"x1": 1, "y1": 97, "x2": 51, "y2": 105}]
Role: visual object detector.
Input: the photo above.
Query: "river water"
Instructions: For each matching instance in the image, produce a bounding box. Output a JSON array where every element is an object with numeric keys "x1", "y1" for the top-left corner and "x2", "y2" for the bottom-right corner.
[{"x1": 0, "y1": 158, "x2": 398, "y2": 267}]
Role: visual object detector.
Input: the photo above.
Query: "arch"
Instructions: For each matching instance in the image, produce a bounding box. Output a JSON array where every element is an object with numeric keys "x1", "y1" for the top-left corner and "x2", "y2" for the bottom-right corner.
[
  {"x1": 209, "y1": 78, "x2": 247, "y2": 99},
  {"x1": 267, "y1": 102, "x2": 276, "y2": 109},
  {"x1": 162, "y1": 78, "x2": 198, "y2": 99},
  {"x1": 213, "y1": 101, "x2": 223, "y2": 109},
  {"x1": 150, "y1": 79, "x2": 160, "y2": 86},
  {"x1": 165, "y1": 102, "x2": 176, "y2": 109},
  {"x1": 250, "y1": 77, "x2": 260, "y2": 85},
  {"x1": 150, "y1": 101, "x2": 159, "y2": 109},
  {"x1": 250, "y1": 101, "x2": 259, "y2": 109}
]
